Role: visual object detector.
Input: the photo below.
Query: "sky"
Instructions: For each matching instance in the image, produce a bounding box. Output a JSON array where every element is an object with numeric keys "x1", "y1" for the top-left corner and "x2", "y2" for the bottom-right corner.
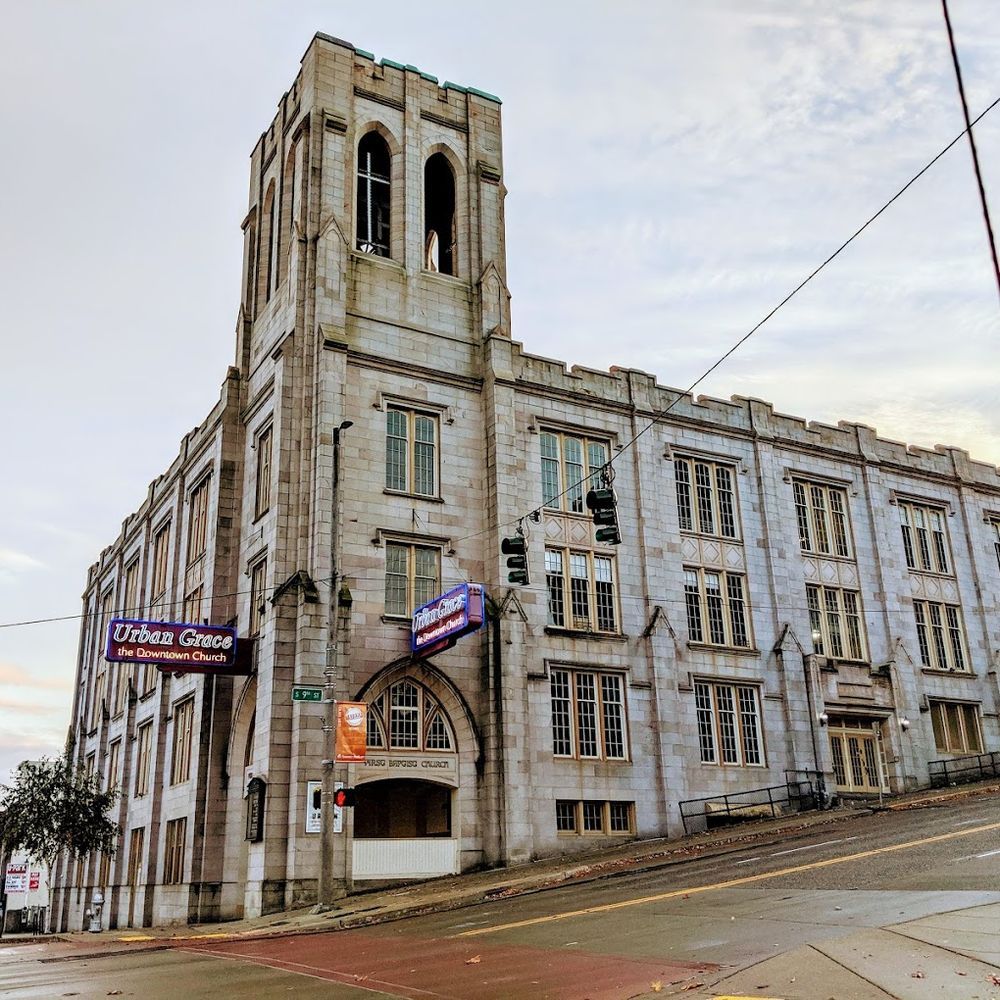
[{"x1": 1, "y1": 1, "x2": 998, "y2": 785}]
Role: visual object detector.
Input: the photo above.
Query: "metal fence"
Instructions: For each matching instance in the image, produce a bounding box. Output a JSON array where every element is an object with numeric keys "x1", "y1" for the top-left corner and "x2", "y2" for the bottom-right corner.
[
  {"x1": 928, "y1": 750, "x2": 1000, "y2": 788},
  {"x1": 678, "y1": 776, "x2": 819, "y2": 835}
]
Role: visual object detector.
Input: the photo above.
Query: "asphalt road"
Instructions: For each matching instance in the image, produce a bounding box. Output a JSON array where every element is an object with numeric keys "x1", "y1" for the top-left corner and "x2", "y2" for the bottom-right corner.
[{"x1": 3, "y1": 795, "x2": 999, "y2": 1000}]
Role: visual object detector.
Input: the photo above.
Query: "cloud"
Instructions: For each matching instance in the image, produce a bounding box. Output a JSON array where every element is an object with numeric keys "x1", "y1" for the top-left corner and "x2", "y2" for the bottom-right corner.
[
  {"x1": 0, "y1": 661, "x2": 74, "y2": 691},
  {"x1": 0, "y1": 548, "x2": 44, "y2": 572},
  {"x1": 0, "y1": 697, "x2": 70, "y2": 717}
]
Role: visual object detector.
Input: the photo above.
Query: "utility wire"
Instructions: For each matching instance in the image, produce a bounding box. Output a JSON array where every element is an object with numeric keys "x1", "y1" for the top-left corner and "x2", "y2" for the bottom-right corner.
[
  {"x1": 941, "y1": 0, "x2": 1000, "y2": 302},
  {"x1": 6, "y1": 563, "x2": 1000, "y2": 632},
  {"x1": 3, "y1": 100, "x2": 998, "y2": 633},
  {"x1": 453, "y1": 95, "x2": 1000, "y2": 541}
]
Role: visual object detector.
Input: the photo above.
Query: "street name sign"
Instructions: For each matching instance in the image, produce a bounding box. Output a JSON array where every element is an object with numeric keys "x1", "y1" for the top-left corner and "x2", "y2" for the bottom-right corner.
[{"x1": 292, "y1": 686, "x2": 323, "y2": 702}]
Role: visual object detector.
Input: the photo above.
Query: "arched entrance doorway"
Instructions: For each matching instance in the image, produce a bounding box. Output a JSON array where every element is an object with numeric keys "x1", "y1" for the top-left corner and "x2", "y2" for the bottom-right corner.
[
  {"x1": 355, "y1": 779, "x2": 452, "y2": 839},
  {"x1": 350, "y1": 675, "x2": 467, "y2": 881}
]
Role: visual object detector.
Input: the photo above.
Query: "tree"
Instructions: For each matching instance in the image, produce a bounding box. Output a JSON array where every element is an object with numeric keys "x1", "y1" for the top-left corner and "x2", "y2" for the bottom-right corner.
[{"x1": 0, "y1": 756, "x2": 119, "y2": 933}]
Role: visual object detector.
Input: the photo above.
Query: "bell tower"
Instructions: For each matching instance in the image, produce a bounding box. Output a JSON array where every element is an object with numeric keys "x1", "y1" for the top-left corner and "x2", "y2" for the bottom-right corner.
[{"x1": 236, "y1": 33, "x2": 510, "y2": 377}]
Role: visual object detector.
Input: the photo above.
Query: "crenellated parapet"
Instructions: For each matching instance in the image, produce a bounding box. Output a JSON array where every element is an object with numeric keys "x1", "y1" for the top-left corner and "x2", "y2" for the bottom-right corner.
[{"x1": 497, "y1": 337, "x2": 1000, "y2": 492}]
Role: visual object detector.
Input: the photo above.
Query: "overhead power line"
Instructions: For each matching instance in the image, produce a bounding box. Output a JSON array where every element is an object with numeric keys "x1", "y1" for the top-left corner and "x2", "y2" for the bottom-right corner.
[
  {"x1": 499, "y1": 95, "x2": 1000, "y2": 531},
  {"x1": 2, "y1": 99, "x2": 998, "y2": 634},
  {"x1": 941, "y1": 0, "x2": 1000, "y2": 302}
]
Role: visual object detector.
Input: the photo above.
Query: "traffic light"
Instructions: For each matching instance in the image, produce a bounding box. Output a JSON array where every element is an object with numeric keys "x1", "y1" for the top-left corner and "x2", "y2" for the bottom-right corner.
[
  {"x1": 586, "y1": 487, "x2": 622, "y2": 545},
  {"x1": 501, "y1": 533, "x2": 529, "y2": 585},
  {"x1": 333, "y1": 787, "x2": 356, "y2": 808}
]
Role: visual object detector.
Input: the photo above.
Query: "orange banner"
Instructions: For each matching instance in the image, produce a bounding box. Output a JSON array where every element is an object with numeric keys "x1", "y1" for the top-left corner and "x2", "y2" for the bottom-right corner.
[{"x1": 335, "y1": 702, "x2": 367, "y2": 763}]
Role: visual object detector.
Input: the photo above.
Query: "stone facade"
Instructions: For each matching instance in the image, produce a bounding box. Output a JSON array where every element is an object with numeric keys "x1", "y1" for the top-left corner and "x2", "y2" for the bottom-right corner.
[{"x1": 53, "y1": 33, "x2": 1000, "y2": 929}]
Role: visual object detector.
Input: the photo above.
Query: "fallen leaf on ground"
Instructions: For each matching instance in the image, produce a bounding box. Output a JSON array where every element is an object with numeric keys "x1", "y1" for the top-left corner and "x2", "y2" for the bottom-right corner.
[
  {"x1": 650, "y1": 983, "x2": 662, "y2": 993},
  {"x1": 957, "y1": 971, "x2": 967, "y2": 976},
  {"x1": 680, "y1": 984, "x2": 703, "y2": 992},
  {"x1": 912, "y1": 971, "x2": 926, "y2": 979},
  {"x1": 107, "y1": 993, "x2": 123, "y2": 997},
  {"x1": 466, "y1": 955, "x2": 481, "y2": 965},
  {"x1": 989, "y1": 973, "x2": 1000, "y2": 986}
]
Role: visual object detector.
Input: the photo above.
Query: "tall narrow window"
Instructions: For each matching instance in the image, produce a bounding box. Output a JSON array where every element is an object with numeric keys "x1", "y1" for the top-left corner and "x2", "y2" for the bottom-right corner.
[
  {"x1": 122, "y1": 558, "x2": 141, "y2": 617},
  {"x1": 259, "y1": 182, "x2": 276, "y2": 304},
  {"x1": 170, "y1": 698, "x2": 195, "y2": 785},
  {"x1": 356, "y1": 132, "x2": 391, "y2": 257},
  {"x1": 150, "y1": 523, "x2": 171, "y2": 604},
  {"x1": 106, "y1": 739, "x2": 122, "y2": 793},
  {"x1": 134, "y1": 721, "x2": 153, "y2": 797},
  {"x1": 254, "y1": 425, "x2": 273, "y2": 519},
  {"x1": 187, "y1": 476, "x2": 211, "y2": 563},
  {"x1": 249, "y1": 558, "x2": 268, "y2": 636},
  {"x1": 278, "y1": 147, "x2": 296, "y2": 283},
  {"x1": 163, "y1": 817, "x2": 187, "y2": 885},
  {"x1": 127, "y1": 827, "x2": 145, "y2": 887},
  {"x1": 424, "y1": 153, "x2": 456, "y2": 275}
]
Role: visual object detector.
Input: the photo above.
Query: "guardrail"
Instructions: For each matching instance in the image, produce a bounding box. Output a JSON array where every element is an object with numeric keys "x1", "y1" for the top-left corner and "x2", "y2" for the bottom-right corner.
[
  {"x1": 928, "y1": 750, "x2": 1000, "y2": 788},
  {"x1": 678, "y1": 776, "x2": 819, "y2": 835}
]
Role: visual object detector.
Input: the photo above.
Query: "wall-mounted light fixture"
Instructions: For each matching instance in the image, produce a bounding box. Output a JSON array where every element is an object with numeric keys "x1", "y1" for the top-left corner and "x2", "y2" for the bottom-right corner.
[
  {"x1": 899, "y1": 717, "x2": 911, "y2": 731},
  {"x1": 817, "y1": 712, "x2": 829, "y2": 726}
]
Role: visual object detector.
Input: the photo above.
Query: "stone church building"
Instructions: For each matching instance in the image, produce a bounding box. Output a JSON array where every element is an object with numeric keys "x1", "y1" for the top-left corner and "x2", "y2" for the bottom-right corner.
[{"x1": 53, "y1": 33, "x2": 1000, "y2": 929}]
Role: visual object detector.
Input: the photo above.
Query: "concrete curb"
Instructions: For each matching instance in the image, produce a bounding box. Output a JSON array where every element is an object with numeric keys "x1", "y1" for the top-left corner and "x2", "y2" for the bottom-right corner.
[
  {"x1": 36, "y1": 779, "x2": 999, "y2": 953},
  {"x1": 169, "y1": 808, "x2": 878, "y2": 946}
]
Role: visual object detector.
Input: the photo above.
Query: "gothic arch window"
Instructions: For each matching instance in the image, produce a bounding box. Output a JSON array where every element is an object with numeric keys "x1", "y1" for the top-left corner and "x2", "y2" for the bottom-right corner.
[
  {"x1": 356, "y1": 131, "x2": 391, "y2": 257},
  {"x1": 243, "y1": 712, "x2": 256, "y2": 769},
  {"x1": 258, "y1": 181, "x2": 277, "y2": 305},
  {"x1": 277, "y1": 147, "x2": 296, "y2": 284},
  {"x1": 366, "y1": 679, "x2": 454, "y2": 752},
  {"x1": 424, "y1": 153, "x2": 456, "y2": 275}
]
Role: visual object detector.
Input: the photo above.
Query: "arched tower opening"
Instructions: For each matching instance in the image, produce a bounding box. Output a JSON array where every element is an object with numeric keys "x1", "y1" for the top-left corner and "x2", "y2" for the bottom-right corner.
[{"x1": 423, "y1": 152, "x2": 456, "y2": 275}]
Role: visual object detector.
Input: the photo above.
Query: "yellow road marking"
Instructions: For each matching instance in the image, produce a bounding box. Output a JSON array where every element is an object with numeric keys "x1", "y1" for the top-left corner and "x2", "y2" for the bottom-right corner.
[{"x1": 457, "y1": 820, "x2": 1000, "y2": 937}]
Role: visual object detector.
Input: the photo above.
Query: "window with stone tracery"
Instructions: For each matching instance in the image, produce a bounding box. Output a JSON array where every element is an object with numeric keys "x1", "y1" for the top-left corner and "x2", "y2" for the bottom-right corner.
[
  {"x1": 356, "y1": 132, "x2": 391, "y2": 257},
  {"x1": 365, "y1": 680, "x2": 454, "y2": 752}
]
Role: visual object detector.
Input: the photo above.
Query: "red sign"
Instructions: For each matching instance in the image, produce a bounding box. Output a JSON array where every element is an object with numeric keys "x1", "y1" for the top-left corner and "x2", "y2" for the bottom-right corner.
[
  {"x1": 29, "y1": 871, "x2": 40, "y2": 891},
  {"x1": 335, "y1": 702, "x2": 367, "y2": 763},
  {"x1": 106, "y1": 618, "x2": 242, "y2": 673}
]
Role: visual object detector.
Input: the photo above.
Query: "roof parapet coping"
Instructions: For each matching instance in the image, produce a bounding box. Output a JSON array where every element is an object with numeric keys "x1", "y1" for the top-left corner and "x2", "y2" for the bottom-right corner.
[
  {"x1": 507, "y1": 338, "x2": 1000, "y2": 487},
  {"x1": 311, "y1": 31, "x2": 501, "y2": 103}
]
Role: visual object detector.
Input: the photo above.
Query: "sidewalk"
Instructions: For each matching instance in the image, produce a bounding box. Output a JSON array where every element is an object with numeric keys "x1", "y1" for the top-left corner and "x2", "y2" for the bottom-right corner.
[{"x1": 34, "y1": 778, "x2": 1000, "y2": 954}]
